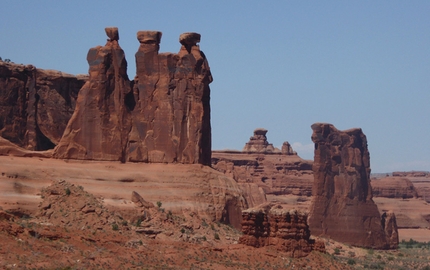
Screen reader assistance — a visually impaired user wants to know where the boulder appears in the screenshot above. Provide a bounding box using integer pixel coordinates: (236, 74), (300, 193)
(308, 123), (398, 249)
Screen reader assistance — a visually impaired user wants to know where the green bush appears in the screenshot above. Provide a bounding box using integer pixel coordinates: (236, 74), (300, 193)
(156, 201), (162, 208)
(112, 223), (119, 231)
(347, 259), (356, 265)
(214, 233), (220, 240)
(65, 188), (71, 196)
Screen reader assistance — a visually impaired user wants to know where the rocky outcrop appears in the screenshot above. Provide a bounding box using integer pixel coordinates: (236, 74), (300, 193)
(393, 171), (430, 177)
(243, 128), (297, 155)
(212, 129), (313, 207)
(371, 177), (418, 199)
(128, 31), (212, 165)
(54, 29), (212, 165)
(382, 211), (399, 249)
(308, 123), (398, 249)
(239, 203), (325, 258)
(0, 61), (86, 151)
(54, 27), (132, 161)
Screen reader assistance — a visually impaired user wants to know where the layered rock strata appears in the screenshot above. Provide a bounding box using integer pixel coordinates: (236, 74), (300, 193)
(54, 29), (212, 164)
(239, 203), (325, 258)
(371, 177), (418, 199)
(212, 129), (312, 207)
(0, 61), (86, 151)
(308, 123), (398, 249)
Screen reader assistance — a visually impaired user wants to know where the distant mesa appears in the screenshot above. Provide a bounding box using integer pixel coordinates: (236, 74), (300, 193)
(308, 123), (399, 249)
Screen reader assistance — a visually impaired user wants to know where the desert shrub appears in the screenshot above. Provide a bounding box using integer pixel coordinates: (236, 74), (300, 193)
(156, 201), (162, 208)
(333, 248), (340, 255)
(167, 210), (173, 219)
(214, 233), (220, 240)
(180, 228), (185, 234)
(347, 259), (356, 265)
(136, 217), (142, 227)
(112, 223), (119, 231)
(65, 188), (71, 196)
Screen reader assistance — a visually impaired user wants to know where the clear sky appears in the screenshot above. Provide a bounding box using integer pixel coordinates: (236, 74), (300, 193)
(1, 1), (429, 173)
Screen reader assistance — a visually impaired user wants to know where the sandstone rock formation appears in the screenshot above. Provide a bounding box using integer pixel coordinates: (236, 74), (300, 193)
(128, 31), (212, 164)
(239, 203), (325, 258)
(371, 177), (418, 199)
(54, 28), (212, 165)
(212, 129), (313, 207)
(54, 27), (132, 161)
(0, 61), (86, 151)
(382, 211), (399, 249)
(308, 123), (398, 249)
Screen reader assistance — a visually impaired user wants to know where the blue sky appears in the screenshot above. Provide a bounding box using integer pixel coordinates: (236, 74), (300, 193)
(1, 1), (429, 173)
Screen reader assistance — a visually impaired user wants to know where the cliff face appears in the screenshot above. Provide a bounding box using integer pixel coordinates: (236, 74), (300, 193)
(54, 27), (132, 161)
(128, 32), (212, 165)
(371, 177), (418, 199)
(0, 61), (86, 151)
(53, 29), (212, 165)
(308, 123), (398, 249)
(239, 203), (325, 258)
(212, 129), (313, 208)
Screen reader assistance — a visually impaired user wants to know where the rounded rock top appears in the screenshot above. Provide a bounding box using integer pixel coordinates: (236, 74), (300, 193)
(179, 32), (201, 45)
(137, 31), (162, 44)
(105, 27), (119, 41)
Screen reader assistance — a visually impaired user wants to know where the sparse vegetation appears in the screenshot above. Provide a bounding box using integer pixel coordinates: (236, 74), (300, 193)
(65, 187), (71, 196)
(156, 201), (162, 208)
(112, 223), (118, 231)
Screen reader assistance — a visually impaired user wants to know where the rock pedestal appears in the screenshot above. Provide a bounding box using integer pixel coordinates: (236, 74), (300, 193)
(54, 27), (132, 161)
(53, 28), (212, 165)
(128, 31), (212, 165)
(308, 123), (398, 249)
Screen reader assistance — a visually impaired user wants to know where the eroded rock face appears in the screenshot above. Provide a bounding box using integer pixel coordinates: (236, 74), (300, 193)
(54, 27), (132, 161)
(0, 61), (86, 151)
(128, 31), (212, 165)
(308, 123), (398, 249)
(382, 211), (399, 249)
(53, 29), (212, 165)
(371, 177), (418, 199)
(239, 203), (325, 258)
(212, 129), (312, 208)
